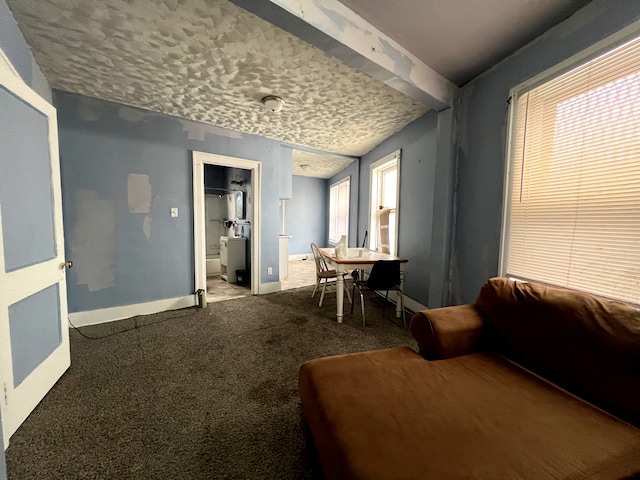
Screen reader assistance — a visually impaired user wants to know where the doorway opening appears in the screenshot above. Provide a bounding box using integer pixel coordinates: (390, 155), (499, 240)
(193, 152), (261, 304)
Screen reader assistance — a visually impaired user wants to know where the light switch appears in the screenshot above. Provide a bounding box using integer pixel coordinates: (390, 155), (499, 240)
(170, 207), (178, 217)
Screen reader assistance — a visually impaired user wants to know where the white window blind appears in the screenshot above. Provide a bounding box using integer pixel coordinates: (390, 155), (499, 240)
(329, 178), (349, 244)
(504, 34), (640, 305)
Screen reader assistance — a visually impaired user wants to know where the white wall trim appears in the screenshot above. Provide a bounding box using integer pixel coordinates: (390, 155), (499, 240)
(67, 289), (422, 328)
(259, 281), (281, 294)
(402, 295), (428, 315)
(254, 0), (456, 108)
(193, 151), (262, 300)
(68, 295), (197, 327)
(379, 290), (427, 315)
(289, 253), (310, 261)
(367, 149), (401, 253)
(0, 47), (21, 82)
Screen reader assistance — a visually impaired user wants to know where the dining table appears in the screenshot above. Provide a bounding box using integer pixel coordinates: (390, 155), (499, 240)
(318, 247), (408, 323)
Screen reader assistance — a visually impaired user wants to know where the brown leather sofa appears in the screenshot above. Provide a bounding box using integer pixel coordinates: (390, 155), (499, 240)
(298, 277), (640, 479)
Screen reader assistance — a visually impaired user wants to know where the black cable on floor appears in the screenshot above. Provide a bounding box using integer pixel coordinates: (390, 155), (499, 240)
(68, 308), (199, 340)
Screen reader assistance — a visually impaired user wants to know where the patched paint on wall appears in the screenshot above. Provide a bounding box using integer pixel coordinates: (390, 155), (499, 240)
(142, 215), (152, 242)
(56, 90), (287, 313)
(71, 190), (116, 292)
(118, 106), (150, 124)
(179, 119), (244, 141)
(262, 0), (455, 108)
(127, 174), (152, 214)
(378, 38), (414, 80)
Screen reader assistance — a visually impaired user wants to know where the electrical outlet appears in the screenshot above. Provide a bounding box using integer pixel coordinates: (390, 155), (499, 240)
(170, 207), (178, 218)
(268, 267), (273, 275)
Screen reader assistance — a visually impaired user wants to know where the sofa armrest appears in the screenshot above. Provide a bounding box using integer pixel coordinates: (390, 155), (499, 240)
(410, 305), (486, 360)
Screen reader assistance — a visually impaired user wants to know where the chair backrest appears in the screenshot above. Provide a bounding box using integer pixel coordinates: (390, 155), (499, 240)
(310, 243), (329, 274)
(365, 260), (401, 290)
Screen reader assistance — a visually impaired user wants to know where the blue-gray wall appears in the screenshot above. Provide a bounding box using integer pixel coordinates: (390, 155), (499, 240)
(334, 110), (456, 309)
(451, 0), (640, 304)
(0, 0), (52, 473)
(0, 0), (50, 103)
(55, 91), (291, 313)
(286, 175), (327, 254)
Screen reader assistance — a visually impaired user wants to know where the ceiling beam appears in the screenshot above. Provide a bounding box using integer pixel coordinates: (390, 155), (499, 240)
(230, 0), (457, 111)
(281, 142), (359, 161)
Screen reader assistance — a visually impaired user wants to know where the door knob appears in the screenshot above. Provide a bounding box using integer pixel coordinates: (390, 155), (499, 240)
(65, 260), (73, 269)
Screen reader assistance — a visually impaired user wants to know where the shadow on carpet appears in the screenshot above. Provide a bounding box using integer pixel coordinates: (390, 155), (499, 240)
(6, 285), (415, 479)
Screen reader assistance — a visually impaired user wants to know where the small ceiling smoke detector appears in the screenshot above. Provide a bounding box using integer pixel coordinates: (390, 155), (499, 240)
(262, 95), (285, 113)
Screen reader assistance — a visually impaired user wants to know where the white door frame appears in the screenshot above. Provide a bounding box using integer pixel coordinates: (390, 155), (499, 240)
(193, 151), (261, 301)
(0, 46), (70, 445)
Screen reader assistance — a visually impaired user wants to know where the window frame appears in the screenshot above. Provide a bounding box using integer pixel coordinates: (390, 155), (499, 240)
(328, 176), (350, 246)
(368, 150), (401, 255)
(499, 21), (640, 305)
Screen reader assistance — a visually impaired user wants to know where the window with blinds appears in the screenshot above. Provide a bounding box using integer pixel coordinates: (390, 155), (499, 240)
(502, 33), (640, 305)
(329, 177), (349, 245)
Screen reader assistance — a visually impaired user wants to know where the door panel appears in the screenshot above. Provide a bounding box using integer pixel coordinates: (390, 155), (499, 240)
(0, 86), (56, 271)
(0, 48), (70, 447)
(9, 285), (61, 387)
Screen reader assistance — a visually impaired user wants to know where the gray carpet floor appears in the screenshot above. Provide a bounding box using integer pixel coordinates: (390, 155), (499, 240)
(6, 285), (416, 479)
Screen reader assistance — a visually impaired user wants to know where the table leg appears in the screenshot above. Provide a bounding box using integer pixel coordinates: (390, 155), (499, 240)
(397, 270), (405, 318)
(336, 273), (344, 323)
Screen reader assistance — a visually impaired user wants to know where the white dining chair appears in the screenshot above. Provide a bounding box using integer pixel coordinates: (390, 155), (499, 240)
(310, 243), (352, 307)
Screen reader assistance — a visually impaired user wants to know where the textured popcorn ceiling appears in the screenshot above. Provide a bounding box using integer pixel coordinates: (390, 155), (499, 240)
(8, 0), (429, 168)
(292, 150), (355, 179)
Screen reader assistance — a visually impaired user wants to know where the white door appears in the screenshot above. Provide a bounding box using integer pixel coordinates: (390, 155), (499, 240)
(0, 48), (70, 446)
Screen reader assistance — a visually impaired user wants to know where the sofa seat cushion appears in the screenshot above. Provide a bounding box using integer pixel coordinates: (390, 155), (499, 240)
(299, 347), (640, 480)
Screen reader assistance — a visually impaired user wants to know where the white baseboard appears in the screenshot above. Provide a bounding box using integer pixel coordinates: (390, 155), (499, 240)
(66, 288), (424, 329)
(289, 253), (310, 261)
(403, 295), (428, 314)
(68, 295), (198, 327)
(259, 281), (282, 294)
(380, 290), (427, 315)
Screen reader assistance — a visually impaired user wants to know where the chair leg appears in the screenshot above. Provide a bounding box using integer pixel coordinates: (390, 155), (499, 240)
(319, 279), (327, 307)
(311, 277), (320, 298)
(383, 290), (389, 313)
(397, 287), (406, 328)
(360, 290), (365, 328)
(351, 283), (357, 314)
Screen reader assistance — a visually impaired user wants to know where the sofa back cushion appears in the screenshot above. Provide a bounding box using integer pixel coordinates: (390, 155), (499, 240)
(475, 277), (640, 427)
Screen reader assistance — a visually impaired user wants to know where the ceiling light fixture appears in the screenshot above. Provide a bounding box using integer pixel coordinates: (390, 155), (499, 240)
(262, 95), (285, 113)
